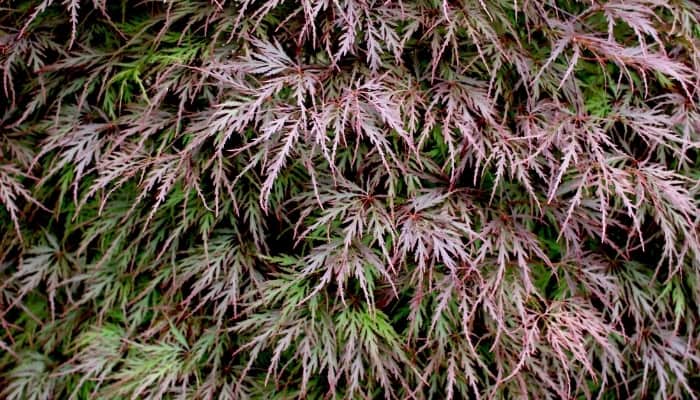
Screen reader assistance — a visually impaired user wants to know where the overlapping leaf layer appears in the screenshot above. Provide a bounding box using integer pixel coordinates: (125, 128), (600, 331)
(1, 0), (700, 398)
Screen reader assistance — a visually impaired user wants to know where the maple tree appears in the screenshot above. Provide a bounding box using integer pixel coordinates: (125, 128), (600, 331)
(1, 0), (699, 398)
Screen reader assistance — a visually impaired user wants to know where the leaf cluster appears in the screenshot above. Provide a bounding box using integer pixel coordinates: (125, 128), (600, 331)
(1, 0), (700, 398)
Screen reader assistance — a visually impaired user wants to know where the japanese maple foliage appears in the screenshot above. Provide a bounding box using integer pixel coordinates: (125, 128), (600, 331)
(1, 0), (699, 398)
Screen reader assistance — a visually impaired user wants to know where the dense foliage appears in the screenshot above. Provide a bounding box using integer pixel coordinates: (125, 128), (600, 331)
(1, 0), (700, 398)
